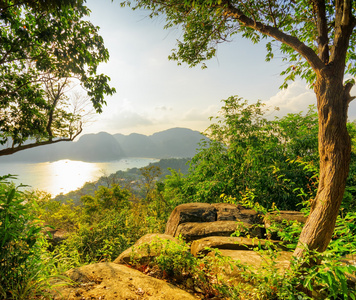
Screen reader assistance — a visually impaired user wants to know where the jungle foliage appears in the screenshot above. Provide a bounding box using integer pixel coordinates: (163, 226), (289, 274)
(122, 0), (356, 259)
(0, 0), (115, 156)
(2, 96), (356, 298)
(164, 96), (322, 210)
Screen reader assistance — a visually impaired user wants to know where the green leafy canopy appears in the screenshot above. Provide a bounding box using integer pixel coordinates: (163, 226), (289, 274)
(0, 1), (116, 155)
(121, 0), (356, 87)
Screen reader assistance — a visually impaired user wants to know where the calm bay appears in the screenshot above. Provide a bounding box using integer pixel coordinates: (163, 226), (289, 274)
(0, 158), (158, 196)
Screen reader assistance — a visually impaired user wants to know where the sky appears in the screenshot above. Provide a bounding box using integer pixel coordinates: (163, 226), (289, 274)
(81, 0), (356, 136)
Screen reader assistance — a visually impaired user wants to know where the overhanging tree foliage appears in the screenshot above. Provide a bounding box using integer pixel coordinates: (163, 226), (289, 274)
(0, 0), (115, 156)
(123, 0), (356, 258)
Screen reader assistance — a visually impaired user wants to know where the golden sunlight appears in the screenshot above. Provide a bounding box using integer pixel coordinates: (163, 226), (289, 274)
(47, 159), (99, 196)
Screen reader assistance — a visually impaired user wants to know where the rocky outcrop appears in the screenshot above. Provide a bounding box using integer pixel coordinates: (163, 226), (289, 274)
(190, 236), (285, 257)
(51, 203), (308, 299)
(210, 249), (293, 272)
(165, 203), (265, 241)
(264, 211), (307, 239)
(114, 233), (180, 265)
(176, 220), (246, 242)
(50, 262), (198, 300)
(165, 203), (217, 236)
(115, 203), (303, 268)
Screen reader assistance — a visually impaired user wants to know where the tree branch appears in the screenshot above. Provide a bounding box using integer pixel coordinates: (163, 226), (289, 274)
(313, 0), (329, 64)
(223, 0), (325, 73)
(0, 138), (73, 156)
(330, 0), (356, 69)
(267, 0), (277, 27)
(344, 81), (356, 104)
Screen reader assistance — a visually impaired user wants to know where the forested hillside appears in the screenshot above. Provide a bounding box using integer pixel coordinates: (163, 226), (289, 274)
(0, 128), (206, 162)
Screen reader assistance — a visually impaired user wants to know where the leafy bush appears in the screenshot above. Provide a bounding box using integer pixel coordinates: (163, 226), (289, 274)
(48, 183), (168, 265)
(0, 176), (52, 299)
(165, 97), (320, 210)
(34, 192), (82, 232)
(129, 238), (237, 299)
(56, 210), (131, 264)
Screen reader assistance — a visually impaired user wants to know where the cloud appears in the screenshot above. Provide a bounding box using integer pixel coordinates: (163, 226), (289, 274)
(155, 105), (173, 112)
(111, 111), (153, 128)
(265, 80), (316, 117)
(261, 80), (356, 121)
(182, 105), (220, 122)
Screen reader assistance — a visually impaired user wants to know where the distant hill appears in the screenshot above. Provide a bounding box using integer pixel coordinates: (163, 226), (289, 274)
(114, 133), (158, 157)
(0, 128), (207, 162)
(71, 132), (125, 162)
(0, 132), (125, 162)
(114, 128), (207, 159)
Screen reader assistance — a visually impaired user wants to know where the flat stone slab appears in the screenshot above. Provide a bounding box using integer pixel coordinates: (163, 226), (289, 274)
(190, 236), (285, 257)
(113, 233), (179, 265)
(165, 203), (217, 236)
(175, 221), (239, 242)
(212, 249), (293, 272)
(211, 203), (243, 221)
(50, 262), (198, 300)
(264, 211), (307, 239)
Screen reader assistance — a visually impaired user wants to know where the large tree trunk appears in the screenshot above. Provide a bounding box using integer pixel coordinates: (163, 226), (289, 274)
(293, 71), (351, 258)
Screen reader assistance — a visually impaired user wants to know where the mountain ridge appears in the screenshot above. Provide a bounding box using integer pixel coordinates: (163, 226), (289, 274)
(0, 127), (207, 162)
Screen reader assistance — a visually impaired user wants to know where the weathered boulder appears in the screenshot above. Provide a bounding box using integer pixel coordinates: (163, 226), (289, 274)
(165, 203), (217, 236)
(175, 221), (240, 242)
(190, 236), (285, 257)
(265, 211), (307, 224)
(113, 233), (179, 265)
(211, 249), (293, 272)
(211, 203), (243, 221)
(45, 228), (69, 247)
(165, 203), (265, 240)
(50, 262), (198, 300)
(264, 211), (307, 240)
(237, 208), (264, 225)
(339, 254), (356, 288)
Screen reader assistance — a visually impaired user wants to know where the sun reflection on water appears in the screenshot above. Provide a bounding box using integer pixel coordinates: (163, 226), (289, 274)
(48, 160), (100, 196)
(1, 158), (158, 196)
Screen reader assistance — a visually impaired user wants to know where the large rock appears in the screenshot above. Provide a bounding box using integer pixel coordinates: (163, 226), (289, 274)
(114, 233), (179, 265)
(165, 203), (265, 239)
(265, 211), (307, 224)
(165, 203), (217, 236)
(190, 236), (285, 257)
(50, 262), (198, 300)
(264, 211), (307, 240)
(237, 208), (264, 225)
(175, 221), (240, 242)
(211, 249), (293, 273)
(211, 203), (243, 221)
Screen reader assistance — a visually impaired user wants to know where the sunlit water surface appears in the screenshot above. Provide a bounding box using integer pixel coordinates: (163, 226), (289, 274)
(0, 158), (158, 196)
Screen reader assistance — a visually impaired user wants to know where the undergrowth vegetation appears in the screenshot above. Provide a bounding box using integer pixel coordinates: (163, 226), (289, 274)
(2, 97), (356, 299)
(0, 176), (54, 300)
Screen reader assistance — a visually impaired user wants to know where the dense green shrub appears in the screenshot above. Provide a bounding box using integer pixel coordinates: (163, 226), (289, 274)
(0, 176), (52, 300)
(47, 183), (168, 265)
(164, 97), (319, 210)
(56, 211), (131, 263)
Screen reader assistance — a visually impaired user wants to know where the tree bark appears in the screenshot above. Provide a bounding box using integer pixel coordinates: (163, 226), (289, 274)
(293, 69), (351, 257)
